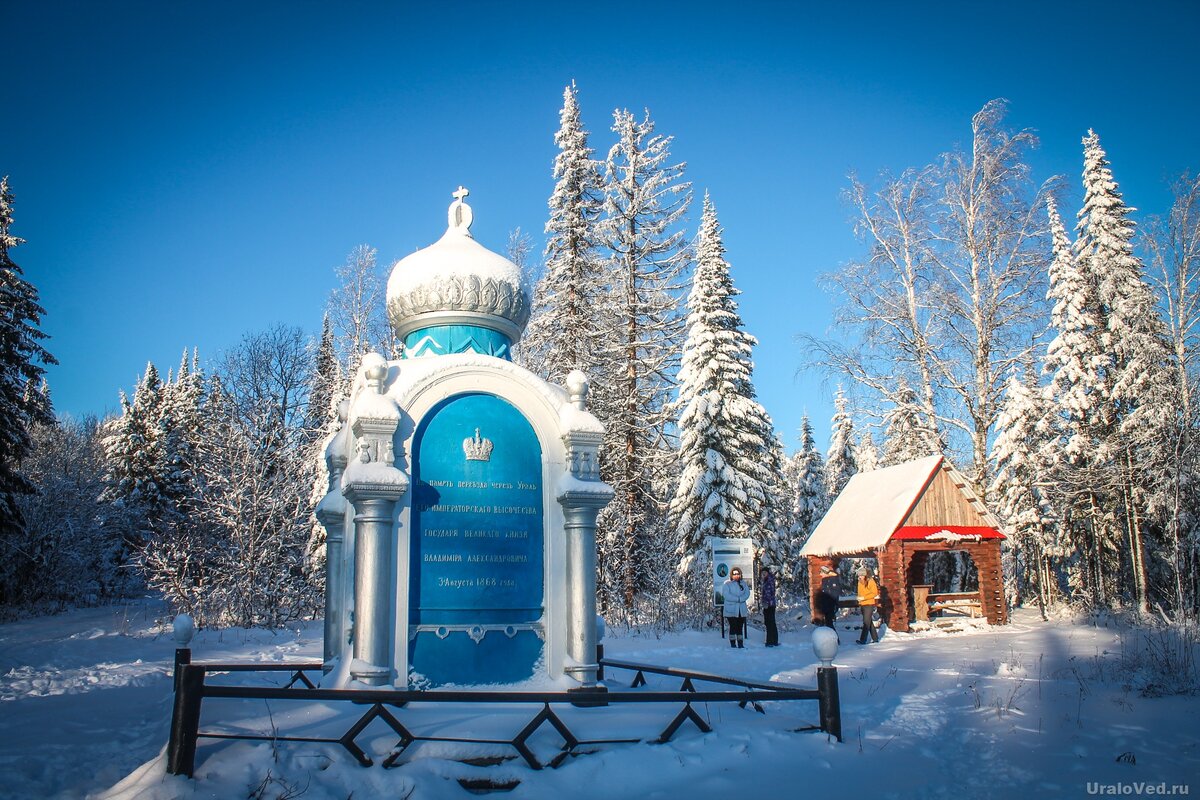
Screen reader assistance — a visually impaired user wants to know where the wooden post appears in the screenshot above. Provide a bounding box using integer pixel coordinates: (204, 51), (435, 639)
(173, 648), (190, 693)
(817, 666), (842, 742)
(911, 585), (932, 622)
(167, 664), (205, 777)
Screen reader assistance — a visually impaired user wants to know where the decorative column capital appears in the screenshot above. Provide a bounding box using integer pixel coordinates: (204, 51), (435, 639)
(558, 430), (611, 508)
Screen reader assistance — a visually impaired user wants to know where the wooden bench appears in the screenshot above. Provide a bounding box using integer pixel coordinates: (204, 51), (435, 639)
(927, 592), (982, 618)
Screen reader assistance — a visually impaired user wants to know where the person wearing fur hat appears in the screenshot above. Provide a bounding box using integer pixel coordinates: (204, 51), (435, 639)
(856, 566), (880, 644)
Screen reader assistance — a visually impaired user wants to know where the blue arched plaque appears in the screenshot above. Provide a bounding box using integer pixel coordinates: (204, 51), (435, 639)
(409, 393), (544, 685)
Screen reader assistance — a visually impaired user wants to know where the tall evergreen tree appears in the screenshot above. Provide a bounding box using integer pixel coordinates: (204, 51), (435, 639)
(825, 387), (858, 497)
(669, 196), (781, 593)
(882, 381), (940, 466)
(597, 107), (691, 612)
(307, 313), (342, 569)
(1042, 194), (1112, 603)
(1076, 131), (1174, 612)
(791, 414), (829, 544)
(102, 363), (170, 536)
(856, 431), (881, 472)
(0, 177), (55, 553)
(991, 364), (1059, 611)
(522, 83), (608, 384)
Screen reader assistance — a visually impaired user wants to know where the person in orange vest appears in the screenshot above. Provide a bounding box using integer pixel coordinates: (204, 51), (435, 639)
(856, 566), (880, 645)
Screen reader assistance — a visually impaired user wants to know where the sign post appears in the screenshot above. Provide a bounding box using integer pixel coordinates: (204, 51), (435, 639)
(708, 537), (755, 638)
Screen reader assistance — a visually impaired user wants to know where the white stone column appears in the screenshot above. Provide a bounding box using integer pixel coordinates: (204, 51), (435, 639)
(343, 482), (405, 685)
(557, 372), (612, 687)
(341, 353), (406, 686)
(315, 452), (349, 668)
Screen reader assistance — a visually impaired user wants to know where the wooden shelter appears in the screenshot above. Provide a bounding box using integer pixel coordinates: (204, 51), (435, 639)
(799, 455), (1008, 632)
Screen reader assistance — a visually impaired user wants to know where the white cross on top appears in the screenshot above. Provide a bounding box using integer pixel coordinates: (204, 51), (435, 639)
(452, 186), (469, 202)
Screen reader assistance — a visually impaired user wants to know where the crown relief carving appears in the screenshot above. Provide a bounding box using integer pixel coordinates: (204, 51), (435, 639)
(463, 428), (494, 462)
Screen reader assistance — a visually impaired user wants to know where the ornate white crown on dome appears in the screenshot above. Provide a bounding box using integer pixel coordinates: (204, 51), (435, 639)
(386, 187), (531, 346)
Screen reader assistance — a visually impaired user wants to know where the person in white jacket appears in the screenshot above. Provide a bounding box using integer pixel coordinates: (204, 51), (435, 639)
(721, 568), (753, 648)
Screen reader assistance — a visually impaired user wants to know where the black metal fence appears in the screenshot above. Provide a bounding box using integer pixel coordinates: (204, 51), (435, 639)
(166, 648), (841, 778)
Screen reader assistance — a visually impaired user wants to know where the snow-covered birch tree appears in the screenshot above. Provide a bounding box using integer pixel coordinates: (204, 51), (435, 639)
(1144, 172), (1200, 615)
(807, 101), (1049, 490)
(328, 244), (391, 369)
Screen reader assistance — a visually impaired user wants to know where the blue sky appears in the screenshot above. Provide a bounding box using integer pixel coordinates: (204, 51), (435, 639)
(5, 0), (1198, 452)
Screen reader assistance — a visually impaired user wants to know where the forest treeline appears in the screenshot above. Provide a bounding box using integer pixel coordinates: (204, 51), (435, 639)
(0, 93), (1196, 626)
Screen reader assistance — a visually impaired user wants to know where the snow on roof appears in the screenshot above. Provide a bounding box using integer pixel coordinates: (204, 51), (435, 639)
(799, 455), (943, 557)
(386, 191), (523, 300)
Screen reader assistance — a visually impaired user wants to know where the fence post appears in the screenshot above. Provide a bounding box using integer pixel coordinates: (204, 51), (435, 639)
(173, 648), (191, 693)
(167, 664), (206, 777)
(817, 666), (842, 742)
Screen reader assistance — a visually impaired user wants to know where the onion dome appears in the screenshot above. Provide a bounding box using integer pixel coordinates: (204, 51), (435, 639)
(386, 187), (530, 360)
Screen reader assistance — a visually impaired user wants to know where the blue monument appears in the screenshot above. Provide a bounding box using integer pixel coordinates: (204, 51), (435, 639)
(315, 188), (612, 689)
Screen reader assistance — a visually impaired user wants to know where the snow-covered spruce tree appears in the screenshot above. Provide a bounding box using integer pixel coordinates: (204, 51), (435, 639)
(306, 313), (343, 571)
(598, 107), (691, 615)
(159, 351), (203, 519)
(791, 413), (829, 549)
(1076, 130), (1175, 613)
(856, 431), (880, 472)
(1042, 195), (1114, 604)
(825, 387), (858, 498)
(991, 364), (1060, 612)
(101, 363), (172, 541)
(0, 177), (56, 594)
(126, 356), (214, 618)
(521, 83), (609, 385)
(669, 196), (784, 603)
(882, 380), (941, 467)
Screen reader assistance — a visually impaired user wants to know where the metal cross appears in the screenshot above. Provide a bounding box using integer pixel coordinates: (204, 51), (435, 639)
(453, 186), (469, 202)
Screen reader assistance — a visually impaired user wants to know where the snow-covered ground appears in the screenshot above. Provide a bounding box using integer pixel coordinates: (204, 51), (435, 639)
(2, 601), (1197, 800)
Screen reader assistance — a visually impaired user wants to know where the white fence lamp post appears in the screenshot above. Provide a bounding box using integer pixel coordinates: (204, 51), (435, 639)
(811, 626), (842, 741)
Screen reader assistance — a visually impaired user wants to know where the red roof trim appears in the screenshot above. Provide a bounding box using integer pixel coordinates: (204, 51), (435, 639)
(891, 525), (1005, 541)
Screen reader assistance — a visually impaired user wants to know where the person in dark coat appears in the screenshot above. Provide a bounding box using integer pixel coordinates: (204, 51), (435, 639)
(760, 567), (779, 647)
(816, 564), (842, 629)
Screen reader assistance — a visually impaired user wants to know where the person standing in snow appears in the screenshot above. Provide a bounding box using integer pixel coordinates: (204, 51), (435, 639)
(856, 566), (880, 644)
(816, 564), (841, 629)
(760, 567), (779, 647)
(721, 568), (752, 648)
